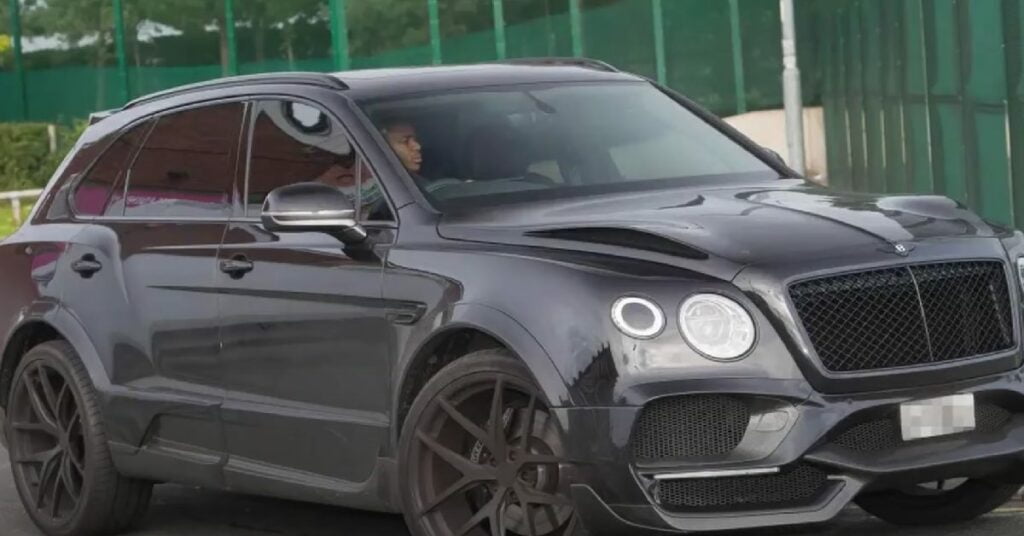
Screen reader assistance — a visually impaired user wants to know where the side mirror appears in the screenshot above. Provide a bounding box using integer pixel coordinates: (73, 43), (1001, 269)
(261, 182), (367, 245)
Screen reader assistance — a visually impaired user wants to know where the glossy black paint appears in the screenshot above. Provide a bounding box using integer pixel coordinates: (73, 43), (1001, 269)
(2, 65), (1024, 533)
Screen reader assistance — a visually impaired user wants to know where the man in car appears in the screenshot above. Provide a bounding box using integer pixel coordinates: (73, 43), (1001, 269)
(382, 120), (424, 177)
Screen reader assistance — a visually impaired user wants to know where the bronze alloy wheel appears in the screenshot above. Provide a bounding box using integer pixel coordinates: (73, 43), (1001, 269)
(6, 341), (152, 536)
(9, 360), (87, 522)
(402, 352), (580, 536)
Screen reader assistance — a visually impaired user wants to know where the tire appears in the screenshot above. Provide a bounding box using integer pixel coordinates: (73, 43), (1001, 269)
(5, 340), (153, 536)
(398, 349), (586, 536)
(856, 478), (1020, 526)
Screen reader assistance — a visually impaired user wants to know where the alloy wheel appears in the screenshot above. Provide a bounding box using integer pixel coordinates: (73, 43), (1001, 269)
(8, 361), (87, 522)
(410, 376), (578, 536)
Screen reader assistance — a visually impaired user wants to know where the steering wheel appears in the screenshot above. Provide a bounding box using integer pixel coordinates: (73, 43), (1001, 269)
(424, 178), (467, 194)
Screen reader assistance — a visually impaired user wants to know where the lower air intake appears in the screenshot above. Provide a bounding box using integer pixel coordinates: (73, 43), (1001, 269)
(632, 395), (751, 462)
(657, 464), (829, 513)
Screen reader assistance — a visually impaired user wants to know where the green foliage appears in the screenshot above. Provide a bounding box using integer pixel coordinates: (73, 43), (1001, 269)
(0, 122), (85, 192)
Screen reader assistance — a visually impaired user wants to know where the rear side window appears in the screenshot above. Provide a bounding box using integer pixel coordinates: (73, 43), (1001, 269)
(119, 103), (244, 218)
(246, 100), (393, 222)
(73, 121), (151, 217)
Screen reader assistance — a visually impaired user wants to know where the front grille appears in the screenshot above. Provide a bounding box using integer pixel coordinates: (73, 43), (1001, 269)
(657, 464), (829, 513)
(832, 403), (1013, 453)
(632, 395), (750, 462)
(790, 261), (1014, 373)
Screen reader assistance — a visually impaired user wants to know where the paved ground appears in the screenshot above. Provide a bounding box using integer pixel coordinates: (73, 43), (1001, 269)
(1, 445), (1021, 535)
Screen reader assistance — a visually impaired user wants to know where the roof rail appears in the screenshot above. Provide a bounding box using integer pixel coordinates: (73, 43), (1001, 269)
(499, 57), (620, 73)
(122, 72), (348, 110)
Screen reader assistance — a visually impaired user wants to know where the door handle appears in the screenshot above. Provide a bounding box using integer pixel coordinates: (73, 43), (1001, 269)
(71, 255), (102, 278)
(219, 255), (254, 279)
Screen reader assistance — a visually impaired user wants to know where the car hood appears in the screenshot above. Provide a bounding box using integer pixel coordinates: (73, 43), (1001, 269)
(437, 180), (1005, 277)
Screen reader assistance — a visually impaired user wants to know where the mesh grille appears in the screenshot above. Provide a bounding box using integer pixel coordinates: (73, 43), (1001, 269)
(657, 465), (829, 512)
(832, 403), (1013, 453)
(790, 261), (1014, 373)
(632, 396), (750, 462)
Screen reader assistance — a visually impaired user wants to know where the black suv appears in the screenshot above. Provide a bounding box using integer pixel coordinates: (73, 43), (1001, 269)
(2, 60), (1024, 536)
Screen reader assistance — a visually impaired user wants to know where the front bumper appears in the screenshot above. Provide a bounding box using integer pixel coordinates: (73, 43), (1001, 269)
(555, 370), (1024, 534)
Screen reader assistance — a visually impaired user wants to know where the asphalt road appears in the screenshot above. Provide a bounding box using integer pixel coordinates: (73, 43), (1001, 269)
(1, 445), (1021, 536)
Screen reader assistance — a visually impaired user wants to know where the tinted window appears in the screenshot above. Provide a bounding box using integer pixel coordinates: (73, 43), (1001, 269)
(119, 103), (244, 218)
(246, 100), (392, 221)
(363, 82), (775, 212)
(73, 121), (151, 217)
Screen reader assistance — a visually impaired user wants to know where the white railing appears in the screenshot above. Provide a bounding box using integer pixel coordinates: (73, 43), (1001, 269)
(0, 189), (43, 226)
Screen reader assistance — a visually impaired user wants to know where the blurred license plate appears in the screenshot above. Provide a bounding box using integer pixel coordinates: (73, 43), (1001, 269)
(900, 394), (976, 441)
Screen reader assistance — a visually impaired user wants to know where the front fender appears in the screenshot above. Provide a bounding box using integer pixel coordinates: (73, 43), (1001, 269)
(446, 302), (574, 408)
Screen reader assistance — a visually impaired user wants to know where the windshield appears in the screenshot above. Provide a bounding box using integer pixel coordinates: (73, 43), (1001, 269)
(362, 81), (777, 212)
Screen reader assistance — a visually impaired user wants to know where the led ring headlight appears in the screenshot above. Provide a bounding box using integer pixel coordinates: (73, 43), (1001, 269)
(679, 293), (756, 360)
(611, 297), (665, 339)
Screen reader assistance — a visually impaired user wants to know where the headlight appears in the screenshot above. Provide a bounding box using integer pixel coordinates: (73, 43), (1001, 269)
(611, 297), (665, 339)
(678, 294), (756, 360)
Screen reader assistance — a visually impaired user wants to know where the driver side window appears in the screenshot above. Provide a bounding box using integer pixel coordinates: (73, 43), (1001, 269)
(245, 99), (393, 222)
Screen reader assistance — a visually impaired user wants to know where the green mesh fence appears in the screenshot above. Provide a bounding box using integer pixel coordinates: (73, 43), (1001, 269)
(818, 0), (1022, 228)
(1, 0), (823, 124)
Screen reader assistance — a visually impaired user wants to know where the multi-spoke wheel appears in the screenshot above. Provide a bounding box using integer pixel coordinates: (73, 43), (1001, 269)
(9, 359), (87, 521)
(5, 341), (152, 536)
(856, 477), (1020, 526)
(400, 350), (583, 536)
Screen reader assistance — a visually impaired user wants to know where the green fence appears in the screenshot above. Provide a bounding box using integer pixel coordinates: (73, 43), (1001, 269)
(818, 0), (1024, 228)
(0, 0), (821, 124)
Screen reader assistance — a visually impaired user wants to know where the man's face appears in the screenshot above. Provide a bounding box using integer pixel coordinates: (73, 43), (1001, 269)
(384, 123), (423, 174)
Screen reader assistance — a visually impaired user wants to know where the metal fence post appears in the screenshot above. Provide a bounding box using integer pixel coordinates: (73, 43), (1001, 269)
(570, 0), (583, 57)
(729, 0), (748, 114)
(329, 0), (351, 71)
(11, 197), (20, 225)
(427, 0), (442, 65)
(8, 0), (27, 120)
(224, 0), (238, 75)
(651, 0), (666, 85)
(112, 0), (130, 103)
(781, 0), (806, 176)
(492, 0), (506, 60)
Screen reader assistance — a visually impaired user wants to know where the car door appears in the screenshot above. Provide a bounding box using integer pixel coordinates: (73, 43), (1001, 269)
(216, 98), (397, 490)
(61, 101), (246, 486)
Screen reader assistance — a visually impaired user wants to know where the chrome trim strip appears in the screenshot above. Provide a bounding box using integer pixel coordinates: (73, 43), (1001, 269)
(652, 467), (781, 481)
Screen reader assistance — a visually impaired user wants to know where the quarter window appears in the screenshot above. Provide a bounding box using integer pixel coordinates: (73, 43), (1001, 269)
(72, 121), (151, 217)
(246, 100), (393, 222)
(120, 103), (244, 218)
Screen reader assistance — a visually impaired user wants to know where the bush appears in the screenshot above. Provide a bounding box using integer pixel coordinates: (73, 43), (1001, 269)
(0, 122), (86, 192)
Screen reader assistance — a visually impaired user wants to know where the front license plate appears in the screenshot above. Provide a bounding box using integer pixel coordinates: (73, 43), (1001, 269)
(900, 394), (976, 441)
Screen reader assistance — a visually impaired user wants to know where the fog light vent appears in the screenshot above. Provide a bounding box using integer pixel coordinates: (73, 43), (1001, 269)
(632, 395), (750, 462)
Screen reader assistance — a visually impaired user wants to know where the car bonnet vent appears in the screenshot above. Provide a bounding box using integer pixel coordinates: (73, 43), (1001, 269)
(525, 227), (708, 259)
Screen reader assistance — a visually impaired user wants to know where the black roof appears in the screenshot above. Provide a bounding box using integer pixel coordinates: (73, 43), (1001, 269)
(119, 59), (644, 110)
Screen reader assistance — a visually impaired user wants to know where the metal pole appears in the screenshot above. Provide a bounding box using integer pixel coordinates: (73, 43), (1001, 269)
(780, 0), (806, 175)
(569, 0), (583, 57)
(112, 0), (130, 102)
(729, 0), (747, 114)
(329, 0), (351, 70)
(427, 0), (441, 65)
(224, 0), (238, 75)
(8, 0), (27, 120)
(492, 0), (506, 60)
(651, 0), (666, 85)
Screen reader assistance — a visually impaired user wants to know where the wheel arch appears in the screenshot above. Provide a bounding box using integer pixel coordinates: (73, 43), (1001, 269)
(393, 303), (573, 439)
(1, 304), (111, 412)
